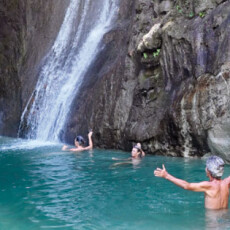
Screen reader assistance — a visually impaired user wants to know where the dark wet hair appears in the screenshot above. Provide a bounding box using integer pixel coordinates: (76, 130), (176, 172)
(75, 136), (85, 145)
(133, 145), (142, 158)
(133, 145), (141, 152)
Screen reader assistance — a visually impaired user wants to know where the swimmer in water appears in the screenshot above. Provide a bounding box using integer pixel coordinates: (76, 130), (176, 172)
(112, 143), (145, 166)
(131, 144), (144, 159)
(62, 130), (93, 152)
(136, 143), (145, 157)
(154, 155), (230, 210)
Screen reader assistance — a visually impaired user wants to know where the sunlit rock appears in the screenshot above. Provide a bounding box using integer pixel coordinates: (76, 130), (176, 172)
(208, 122), (230, 163)
(159, 0), (173, 15)
(137, 23), (162, 52)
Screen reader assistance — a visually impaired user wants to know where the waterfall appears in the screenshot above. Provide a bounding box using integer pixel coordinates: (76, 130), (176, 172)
(18, 0), (119, 142)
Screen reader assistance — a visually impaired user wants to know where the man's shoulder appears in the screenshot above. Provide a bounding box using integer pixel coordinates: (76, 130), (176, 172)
(196, 181), (213, 189)
(222, 176), (230, 184)
(200, 181), (212, 186)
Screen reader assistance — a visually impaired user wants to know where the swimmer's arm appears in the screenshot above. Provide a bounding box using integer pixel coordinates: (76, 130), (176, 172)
(112, 157), (120, 161)
(62, 145), (87, 152)
(82, 131), (93, 150)
(112, 157), (132, 161)
(74, 139), (78, 147)
(113, 161), (133, 166)
(62, 145), (82, 152)
(141, 150), (145, 157)
(62, 145), (69, 151)
(154, 165), (210, 192)
(137, 143), (145, 157)
(69, 148), (84, 152)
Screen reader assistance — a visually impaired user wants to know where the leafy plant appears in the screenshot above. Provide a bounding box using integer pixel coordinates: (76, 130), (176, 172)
(176, 5), (183, 13)
(143, 53), (148, 59)
(189, 12), (194, 18)
(153, 49), (161, 57)
(199, 11), (206, 18)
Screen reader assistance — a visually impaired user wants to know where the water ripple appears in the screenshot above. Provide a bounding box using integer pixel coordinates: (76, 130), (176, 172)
(0, 140), (230, 229)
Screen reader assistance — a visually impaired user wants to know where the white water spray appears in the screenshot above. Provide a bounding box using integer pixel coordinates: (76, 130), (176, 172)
(19, 0), (119, 142)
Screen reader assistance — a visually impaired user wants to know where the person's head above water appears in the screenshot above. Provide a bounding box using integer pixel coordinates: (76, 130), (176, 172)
(206, 155), (225, 179)
(131, 145), (142, 158)
(75, 135), (85, 147)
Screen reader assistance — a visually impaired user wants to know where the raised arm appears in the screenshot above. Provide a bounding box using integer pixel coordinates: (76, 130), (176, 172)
(141, 149), (145, 157)
(62, 131), (93, 152)
(137, 143), (145, 157)
(82, 131), (93, 150)
(154, 164), (210, 192)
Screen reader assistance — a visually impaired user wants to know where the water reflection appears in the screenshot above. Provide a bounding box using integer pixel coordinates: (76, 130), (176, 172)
(88, 149), (94, 158)
(205, 209), (230, 230)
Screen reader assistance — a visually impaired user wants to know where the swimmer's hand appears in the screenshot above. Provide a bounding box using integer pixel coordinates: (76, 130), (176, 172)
(154, 164), (168, 178)
(74, 138), (78, 147)
(88, 130), (93, 138)
(112, 157), (120, 161)
(62, 145), (69, 151)
(136, 142), (145, 156)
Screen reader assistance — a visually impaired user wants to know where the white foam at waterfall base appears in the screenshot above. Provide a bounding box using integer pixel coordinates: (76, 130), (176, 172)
(0, 136), (57, 151)
(19, 0), (119, 142)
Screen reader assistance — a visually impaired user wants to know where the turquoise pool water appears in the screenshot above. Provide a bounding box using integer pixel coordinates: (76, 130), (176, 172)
(0, 136), (230, 230)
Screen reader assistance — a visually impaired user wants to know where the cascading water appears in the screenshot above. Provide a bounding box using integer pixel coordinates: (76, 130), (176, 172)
(18, 0), (119, 142)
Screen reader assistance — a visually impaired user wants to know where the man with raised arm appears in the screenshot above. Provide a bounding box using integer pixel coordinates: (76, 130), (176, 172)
(62, 130), (93, 152)
(154, 156), (230, 210)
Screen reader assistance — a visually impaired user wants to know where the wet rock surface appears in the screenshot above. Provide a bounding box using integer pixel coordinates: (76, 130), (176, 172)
(68, 0), (230, 161)
(0, 0), (69, 136)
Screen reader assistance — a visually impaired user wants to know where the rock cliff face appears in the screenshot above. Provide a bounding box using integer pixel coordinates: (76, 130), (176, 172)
(65, 0), (230, 161)
(133, 0), (230, 160)
(1, 0), (230, 161)
(0, 0), (69, 135)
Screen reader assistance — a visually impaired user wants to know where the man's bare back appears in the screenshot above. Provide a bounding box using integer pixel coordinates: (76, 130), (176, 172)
(154, 156), (230, 210)
(204, 178), (230, 209)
